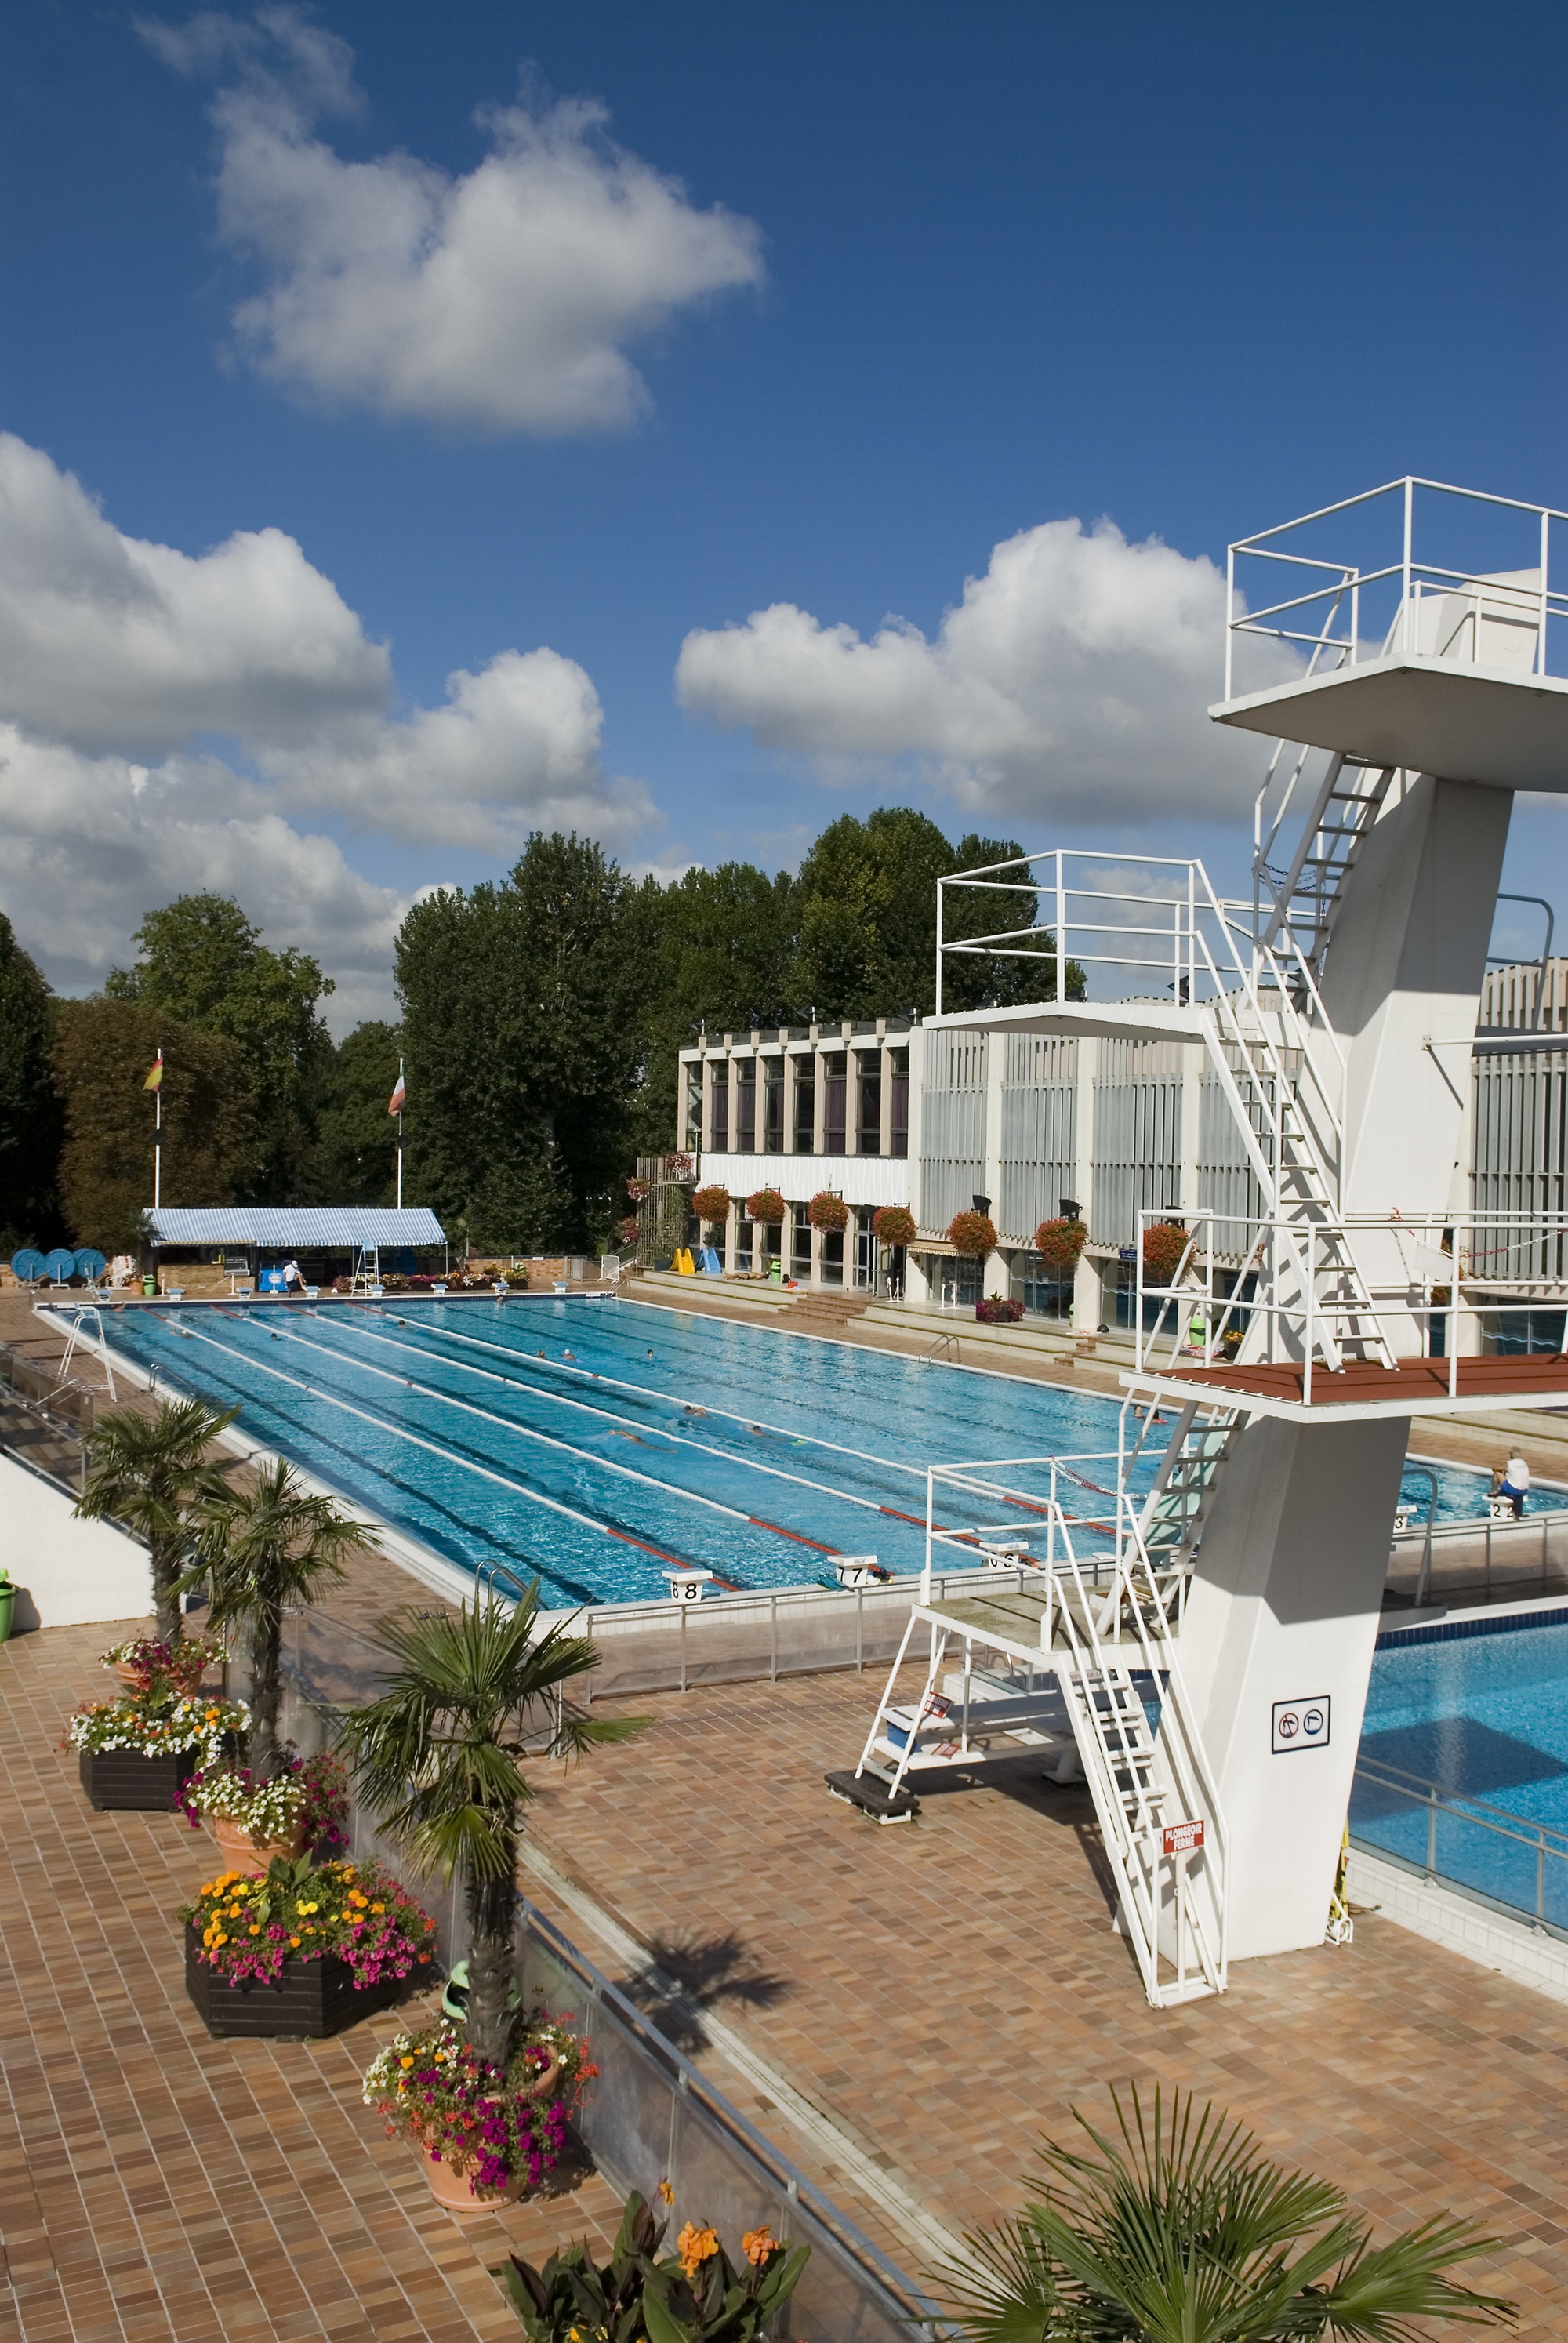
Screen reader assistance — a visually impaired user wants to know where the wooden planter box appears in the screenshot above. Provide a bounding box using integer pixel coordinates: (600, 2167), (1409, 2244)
(184, 1925), (408, 2040)
(80, 1746), (196, 1811)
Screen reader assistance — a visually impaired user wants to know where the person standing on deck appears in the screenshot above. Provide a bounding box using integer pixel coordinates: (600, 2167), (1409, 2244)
(1500, 1453), (1530, 1518)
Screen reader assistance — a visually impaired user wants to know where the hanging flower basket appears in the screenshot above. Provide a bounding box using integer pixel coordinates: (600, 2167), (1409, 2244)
(616, 1216), (641, 1248)
(691, 1185), (731, 1226)
(1033, 1216), (1087, 1278)
(665, 1152), (694, 1179)
(1142, 1220), (1189, 1286)
(626, 1178), (652, 1205)
(947, 1210), (997, 1259)
(872, 1205), (916, 1247)
(746, 1188), (786, 1225)
(807, 1190), (849, 1233)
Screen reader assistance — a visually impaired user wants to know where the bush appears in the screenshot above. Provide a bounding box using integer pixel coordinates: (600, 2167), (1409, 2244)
(1142, 1221), (1189, 1285)
(948, 1210), (997, 1258)
(975, 1296), (1025, 1324)
(746, 1187), (786, 1225)
(1033, 1216), (1087, 1277)
(179, 1748), (350, 1848)
(183, 1853), (436, 1990)
(691, 1184), (731, 1226)
(873, 1204), (916, 1246)
(364, 2011), (590, 2197)
(68, 1687), (248, 1764)
(807, 1189), (849, 1232)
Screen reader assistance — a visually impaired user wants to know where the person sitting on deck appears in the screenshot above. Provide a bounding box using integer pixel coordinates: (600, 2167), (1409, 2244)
(1497, 1453), (1531, 1518)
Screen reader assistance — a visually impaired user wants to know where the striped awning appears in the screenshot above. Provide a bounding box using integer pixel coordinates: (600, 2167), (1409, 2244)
(147, 1207), (445, 1249)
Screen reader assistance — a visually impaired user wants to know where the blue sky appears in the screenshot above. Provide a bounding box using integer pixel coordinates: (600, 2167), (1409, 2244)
(2, 0), (1564, 1023)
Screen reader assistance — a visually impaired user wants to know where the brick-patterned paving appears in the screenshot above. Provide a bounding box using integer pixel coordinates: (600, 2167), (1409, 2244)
(0, 1621), (624, 2343)
(524, 1665), (1568, 2340)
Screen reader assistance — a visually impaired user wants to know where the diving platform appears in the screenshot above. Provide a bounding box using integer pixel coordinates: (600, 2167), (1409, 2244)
(1211, 656), (1568, 792)
(1123, 1350), (1568, 1425)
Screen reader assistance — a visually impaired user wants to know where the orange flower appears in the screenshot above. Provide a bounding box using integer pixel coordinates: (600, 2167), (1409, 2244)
(656, 2178), (674, 2207)
(742, 2229), (777, 2269)
(676, 2224), (718, 2279)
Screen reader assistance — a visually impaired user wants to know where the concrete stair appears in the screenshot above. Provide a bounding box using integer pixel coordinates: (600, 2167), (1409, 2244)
(780, 1290), (875, 1328)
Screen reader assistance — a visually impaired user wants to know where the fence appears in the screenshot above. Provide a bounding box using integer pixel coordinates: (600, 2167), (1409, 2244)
(264, 1636), (939, 2343)
(1350, 1753), (1568, 1937)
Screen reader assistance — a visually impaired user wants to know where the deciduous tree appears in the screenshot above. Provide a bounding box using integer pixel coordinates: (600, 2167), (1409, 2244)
(53, 999), (254, 1250)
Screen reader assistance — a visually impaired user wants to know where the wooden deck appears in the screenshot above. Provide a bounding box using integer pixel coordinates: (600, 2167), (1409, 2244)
(1131, 1350), (1568, 1420)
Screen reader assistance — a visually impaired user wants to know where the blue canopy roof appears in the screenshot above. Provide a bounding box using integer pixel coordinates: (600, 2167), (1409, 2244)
(147, 1207), (445, 1250)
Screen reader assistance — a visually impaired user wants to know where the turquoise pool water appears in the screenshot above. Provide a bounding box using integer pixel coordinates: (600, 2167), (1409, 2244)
(91, 1294), (1534, 1608)
(1352, 1614), (1568, 1927)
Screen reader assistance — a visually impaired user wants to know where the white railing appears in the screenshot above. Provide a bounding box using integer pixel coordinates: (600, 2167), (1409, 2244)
(1134, 1205), (1568, 1394)
(1225, 476), (1568, 700)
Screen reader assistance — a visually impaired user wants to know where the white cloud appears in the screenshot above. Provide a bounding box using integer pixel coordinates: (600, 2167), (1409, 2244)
(145, 9), (764, 434)
(676, 517), (1294, 826)
(0, 429), (387, 757)
(0, 431), (659, 1018)
(0, 726), (408, 1026)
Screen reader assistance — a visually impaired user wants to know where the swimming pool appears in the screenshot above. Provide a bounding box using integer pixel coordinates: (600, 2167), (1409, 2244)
(86, 1295), (1529, 1608)
(1352, 1611), (1568, 1928)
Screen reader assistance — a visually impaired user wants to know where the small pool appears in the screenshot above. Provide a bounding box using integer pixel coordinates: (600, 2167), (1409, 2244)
(87, 1295), (1542, 1608)
(1352, 1611), (1568, 1928)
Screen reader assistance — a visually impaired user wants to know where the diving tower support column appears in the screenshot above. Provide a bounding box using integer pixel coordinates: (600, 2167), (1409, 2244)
(1175, 768), (1515, 1961)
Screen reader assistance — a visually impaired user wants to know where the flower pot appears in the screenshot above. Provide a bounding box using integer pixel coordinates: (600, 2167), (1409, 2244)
(113, 1662), (143, 1688)
(80, 1745), (196, 1811)
(211, 1814), (305, 1868)
(184, 1924), (408, 2039)
(422, 2148), (524, 2214)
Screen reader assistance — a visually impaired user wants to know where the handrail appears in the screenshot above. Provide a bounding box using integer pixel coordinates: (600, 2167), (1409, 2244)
(1352, 1755), (1568, 1934)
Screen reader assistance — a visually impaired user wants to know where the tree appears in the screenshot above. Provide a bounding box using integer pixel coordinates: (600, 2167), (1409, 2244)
(107, 894), (334, 1202)
(630, 860), (797, 1157)
(188, 1458), (363, 1778)
(938, 2086), (1513, 2343)
(53, 1000), (254, 1251)
(396, 834), (648, 1253)
(76, 1397), (238, 1642)
(340, 1591), (642, 2067)
(0, 915), (63, 1250)
(315, 1021), (403, 1203)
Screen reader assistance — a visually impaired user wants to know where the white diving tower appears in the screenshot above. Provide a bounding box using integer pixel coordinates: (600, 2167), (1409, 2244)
(836, 477), (1568, 2001)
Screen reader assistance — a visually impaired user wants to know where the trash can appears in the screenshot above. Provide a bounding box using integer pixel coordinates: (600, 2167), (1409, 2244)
(141, 1275), (157, 1295)
(0, 1575), (14, 1644)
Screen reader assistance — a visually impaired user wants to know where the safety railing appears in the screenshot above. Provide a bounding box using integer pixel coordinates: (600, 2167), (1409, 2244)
(1133, 1205), (1568, 1392)
(1350, 1753), (1568, 1938)
(1225, 477), (1568, 699)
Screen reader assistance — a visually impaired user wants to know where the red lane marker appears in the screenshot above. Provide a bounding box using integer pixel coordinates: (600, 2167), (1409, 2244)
(749, 1515), (840, 1554)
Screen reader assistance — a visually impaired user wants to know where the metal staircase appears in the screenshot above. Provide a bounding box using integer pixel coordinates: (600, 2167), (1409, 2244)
(836, 1493), (1228, 2007)
(1133, 1399), (1238, 1573)
(1254, 748), (1396, 972)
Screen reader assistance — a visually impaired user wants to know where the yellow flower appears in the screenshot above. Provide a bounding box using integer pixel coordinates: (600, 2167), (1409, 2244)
(742, 2228), (777, 2269)
(676, 2225), (718, 2279)
(400, 2054), (415, 2069)
(370, 1902), (385, 1914)
(289, 1935), (301, 1948)
(656, 2179), (674, 2207)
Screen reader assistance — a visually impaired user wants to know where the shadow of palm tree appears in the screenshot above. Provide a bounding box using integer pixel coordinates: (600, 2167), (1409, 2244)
(618, 1931), (790, 2054)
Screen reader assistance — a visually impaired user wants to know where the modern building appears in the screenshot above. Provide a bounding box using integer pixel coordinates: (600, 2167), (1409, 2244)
(674, 957), (1564, 1339)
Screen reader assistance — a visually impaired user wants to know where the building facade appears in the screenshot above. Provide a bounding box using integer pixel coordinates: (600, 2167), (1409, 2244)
(672, 961), (1565, 1336)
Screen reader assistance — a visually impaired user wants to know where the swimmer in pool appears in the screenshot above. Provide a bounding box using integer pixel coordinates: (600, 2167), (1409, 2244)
(563, 1349), (575, 1360)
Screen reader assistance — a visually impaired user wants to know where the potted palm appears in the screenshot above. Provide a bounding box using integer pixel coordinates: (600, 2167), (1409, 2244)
(937, 2086), (1512, 2343)
(75, 1396), (238, 1640)
(180, 1459), (365, 1862)
(340, 1589), (644, 2209)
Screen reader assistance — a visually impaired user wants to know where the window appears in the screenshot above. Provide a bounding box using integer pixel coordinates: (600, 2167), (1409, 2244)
(790, 1211), (811, 1280)
(856, 1054), (881, 1156)
(684, 1064), (703, 1151)
(1015, 1252), (1073, 1320)
(890, 1048), (909, 1157)
(763, 1061), (783, 1153)
(710, 1064), (728, 1152)
(821, 1228), (844, 1286)
(793, 1062), (815, 1153)
(735, 1064), (756, 1152)
(935, 1253), (984, 1306)
(824, 1059), (846, 1152)
(735, 1217), (753, 1273)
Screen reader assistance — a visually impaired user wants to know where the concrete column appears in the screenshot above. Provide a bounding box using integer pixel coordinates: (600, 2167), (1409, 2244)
(809, 1219), (824, 1289)
(782, 1052), (797, 1157)
(1072, 1036), (1101, 1331)
(880, 1041), (895, 1157)
(701, 1055), (714, 1154)
(813, 1039), (828, 1156)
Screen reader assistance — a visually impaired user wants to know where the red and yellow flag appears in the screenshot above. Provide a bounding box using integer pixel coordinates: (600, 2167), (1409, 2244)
(143, 1054), (163, 1091)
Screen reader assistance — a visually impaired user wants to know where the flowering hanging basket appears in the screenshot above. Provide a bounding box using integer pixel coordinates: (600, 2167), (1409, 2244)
(616, 1216), (641, 1248)
(873, 1204), (916, 1247)
(626, 1178), (652, 1204)
(1142, 1220), (1189, 1285)
(691, 1184), (731, 1226)
(1033, 1216), (1087, 1278)
(947, 1210), (998, 1259)
(746, 1188), (786, 1225)
(807, 1190), (849, 1233)
(665, 1152), (694, 1179)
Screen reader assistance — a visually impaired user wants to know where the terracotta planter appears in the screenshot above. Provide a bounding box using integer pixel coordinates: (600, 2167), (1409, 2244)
(419, 2064), (558, 2214)
(113, 1662), (144, 1689)
(210, 1814), (304, 1868)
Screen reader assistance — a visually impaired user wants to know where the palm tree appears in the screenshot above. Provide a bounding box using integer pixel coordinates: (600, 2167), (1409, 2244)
(188, 1457), (364, 1778)
(76, 1397), (238, 1642)
(340, 1589), (643, 2068)
(937, 2086), (1514, 2343)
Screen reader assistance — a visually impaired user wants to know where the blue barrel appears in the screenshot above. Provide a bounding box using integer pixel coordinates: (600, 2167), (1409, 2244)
(74, 1248), (107, 1283)
(42, 1248), (78, 1284)
(9, 1248), (44, 1284)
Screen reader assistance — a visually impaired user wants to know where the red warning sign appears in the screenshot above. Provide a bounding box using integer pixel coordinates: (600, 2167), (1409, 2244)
(1162, 1818), (1205, 1857)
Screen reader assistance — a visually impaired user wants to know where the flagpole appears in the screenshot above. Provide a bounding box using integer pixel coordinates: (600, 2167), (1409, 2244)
(154, 1044), (162, 1209)
(397, 1055), (404, 1211)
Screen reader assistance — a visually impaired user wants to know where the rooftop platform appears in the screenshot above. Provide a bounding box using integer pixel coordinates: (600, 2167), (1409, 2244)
(1124, 1351), (1568, 1423)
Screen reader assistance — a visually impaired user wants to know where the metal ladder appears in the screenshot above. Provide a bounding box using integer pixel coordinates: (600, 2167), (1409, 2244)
(350, 1244), (380, 1295)
(1256, 749), (1396, 972)
(1134, 1399), (1238, 1575)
